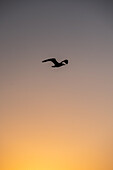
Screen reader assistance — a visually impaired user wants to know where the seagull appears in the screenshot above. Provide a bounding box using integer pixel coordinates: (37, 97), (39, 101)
(42, 58), (68, 67)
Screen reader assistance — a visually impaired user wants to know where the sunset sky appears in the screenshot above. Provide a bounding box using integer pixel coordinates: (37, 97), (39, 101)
(1, 0), (113, 170)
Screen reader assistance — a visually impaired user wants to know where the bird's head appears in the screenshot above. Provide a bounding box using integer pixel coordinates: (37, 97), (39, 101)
(61, 62), (66, 65)
(62, 59), (68, 65)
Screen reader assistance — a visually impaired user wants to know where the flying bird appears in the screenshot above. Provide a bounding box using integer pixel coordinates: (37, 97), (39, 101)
(42, 58), (68, 67)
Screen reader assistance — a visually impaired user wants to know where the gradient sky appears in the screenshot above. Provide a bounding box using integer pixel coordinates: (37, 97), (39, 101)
(1, 0), (113, 170)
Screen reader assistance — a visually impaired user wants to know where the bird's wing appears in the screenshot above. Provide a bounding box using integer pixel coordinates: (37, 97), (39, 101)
(42, 58), (58, 64)
(62, 59), (68, 64)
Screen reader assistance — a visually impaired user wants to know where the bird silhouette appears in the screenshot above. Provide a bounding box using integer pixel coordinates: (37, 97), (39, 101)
(42, 58), (68, 67)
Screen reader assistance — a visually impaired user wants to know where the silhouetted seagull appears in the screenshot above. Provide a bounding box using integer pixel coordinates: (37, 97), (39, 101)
(42, 58), (68, 67)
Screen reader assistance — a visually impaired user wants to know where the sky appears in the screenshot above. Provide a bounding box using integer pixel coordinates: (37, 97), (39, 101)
(1, 0), (113, 170)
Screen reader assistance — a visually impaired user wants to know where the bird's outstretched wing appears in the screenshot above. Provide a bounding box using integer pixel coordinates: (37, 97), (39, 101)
(42, 58), (58, 64)
(62, 59), (68, 64)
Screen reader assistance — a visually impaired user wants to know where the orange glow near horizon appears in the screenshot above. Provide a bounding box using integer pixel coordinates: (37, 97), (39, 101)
(1, 1), (113, 170)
